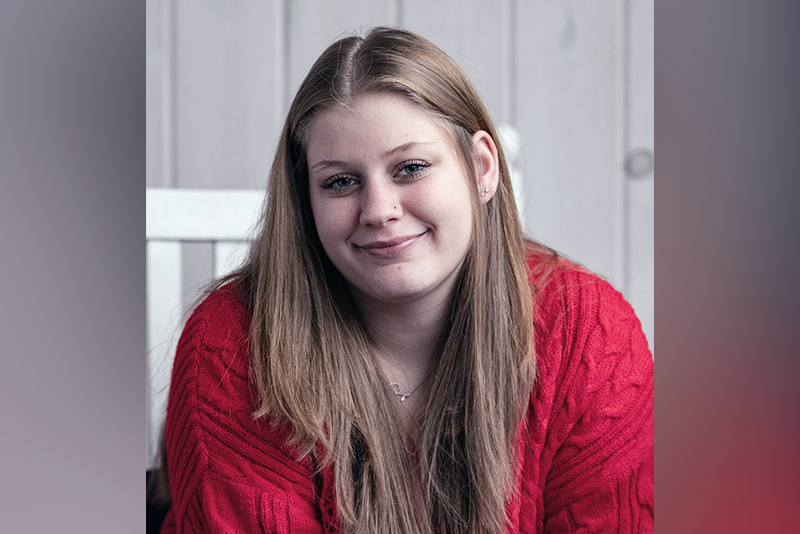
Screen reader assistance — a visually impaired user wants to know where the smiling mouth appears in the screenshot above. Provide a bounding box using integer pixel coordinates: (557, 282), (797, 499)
(356, 232), (426, 258)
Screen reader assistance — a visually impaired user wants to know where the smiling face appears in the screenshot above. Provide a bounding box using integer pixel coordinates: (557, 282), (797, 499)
(306, 93), (476, 310)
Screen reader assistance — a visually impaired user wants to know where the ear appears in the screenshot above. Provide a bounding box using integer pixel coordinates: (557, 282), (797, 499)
(471, 130), (500, 203)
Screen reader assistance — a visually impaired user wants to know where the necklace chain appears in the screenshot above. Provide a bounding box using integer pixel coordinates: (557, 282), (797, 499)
(388, 379), (426, 402)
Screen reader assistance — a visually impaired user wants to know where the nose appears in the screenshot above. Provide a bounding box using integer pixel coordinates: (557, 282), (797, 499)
(358, 178), (401, 227)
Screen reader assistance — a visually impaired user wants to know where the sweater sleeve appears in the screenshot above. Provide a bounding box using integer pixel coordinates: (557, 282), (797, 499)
(161, 289), (324, 534)
(535, 270), (654, 534)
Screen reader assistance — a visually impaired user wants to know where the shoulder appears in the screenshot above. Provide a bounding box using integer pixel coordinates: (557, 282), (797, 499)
(168, 283), (255, 424)
(523, 244), (653, 451)
(177, 283), (250, 357)
(165, 283), (251, 424)
(525, 246), (650, 363)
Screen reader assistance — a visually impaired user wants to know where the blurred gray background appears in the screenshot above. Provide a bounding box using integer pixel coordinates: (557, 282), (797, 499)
(146, 0), (654, 348)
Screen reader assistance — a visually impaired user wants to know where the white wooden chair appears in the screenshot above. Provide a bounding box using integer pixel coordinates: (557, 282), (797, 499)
(146, 188), (264, 469)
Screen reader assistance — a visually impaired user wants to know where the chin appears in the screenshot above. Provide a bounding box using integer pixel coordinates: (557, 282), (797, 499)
(353, 279), (424, 302)
(369, 288), (425, 303)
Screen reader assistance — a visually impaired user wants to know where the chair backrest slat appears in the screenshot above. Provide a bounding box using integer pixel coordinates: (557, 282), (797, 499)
(146, 240), (182, 469)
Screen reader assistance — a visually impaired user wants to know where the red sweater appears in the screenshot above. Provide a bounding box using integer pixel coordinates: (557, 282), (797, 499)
(161, 256), (654, 533)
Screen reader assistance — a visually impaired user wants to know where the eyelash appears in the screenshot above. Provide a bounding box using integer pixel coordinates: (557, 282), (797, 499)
(320, 160), (431, 193)
(320, 175), (358, 192)
(396, 160), (430, 179)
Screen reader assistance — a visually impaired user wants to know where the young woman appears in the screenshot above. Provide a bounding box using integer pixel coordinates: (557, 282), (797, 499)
(157, 27), (654, 534)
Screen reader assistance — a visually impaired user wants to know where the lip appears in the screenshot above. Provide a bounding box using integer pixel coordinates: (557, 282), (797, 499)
(356, 232), (426, 258)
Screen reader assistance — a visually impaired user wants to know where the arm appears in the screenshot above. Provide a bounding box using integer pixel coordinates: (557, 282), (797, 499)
(162, 289), (324, 534)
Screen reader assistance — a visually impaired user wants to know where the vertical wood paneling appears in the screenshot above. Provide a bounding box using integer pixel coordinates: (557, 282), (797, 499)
(388, 0), (401, 27)
(515, 1), (624, 288)
(146, 0), (170, 187)
(146, 0), (161, 187)
(501, 0), (516, 125)
(402, 0), (509, 125)
(626, 0), (654, 350)
(275, 0), (289, 129)
(286, 0), (392, 111)
(175, 0), (279, 190)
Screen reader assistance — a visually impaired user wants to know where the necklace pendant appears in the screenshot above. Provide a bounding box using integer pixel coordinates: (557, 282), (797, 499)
(389, 382), (411, 402)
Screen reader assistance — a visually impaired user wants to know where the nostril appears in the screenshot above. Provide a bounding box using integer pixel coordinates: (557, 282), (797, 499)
(358, 187), (402, 227)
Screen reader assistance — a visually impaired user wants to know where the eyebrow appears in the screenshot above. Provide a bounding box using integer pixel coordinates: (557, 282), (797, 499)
(384, 141), (437, 158)
(309, 141), (437, 173)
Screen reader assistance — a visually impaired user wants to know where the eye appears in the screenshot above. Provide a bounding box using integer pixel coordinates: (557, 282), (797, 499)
(395, 160), (430, 180)
(321, 174), (359, 193)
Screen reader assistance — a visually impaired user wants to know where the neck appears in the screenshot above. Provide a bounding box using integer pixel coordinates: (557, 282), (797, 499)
(350, 288), (452, 398)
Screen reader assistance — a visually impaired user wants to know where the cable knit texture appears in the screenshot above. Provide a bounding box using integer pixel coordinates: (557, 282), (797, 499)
(160, 254), (654, 533)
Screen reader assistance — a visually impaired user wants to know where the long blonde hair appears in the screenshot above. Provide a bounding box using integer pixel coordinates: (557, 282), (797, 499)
(219, 27), (537, 533)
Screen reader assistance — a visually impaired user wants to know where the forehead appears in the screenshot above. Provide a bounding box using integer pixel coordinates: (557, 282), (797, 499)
(305, 93), (456, 162)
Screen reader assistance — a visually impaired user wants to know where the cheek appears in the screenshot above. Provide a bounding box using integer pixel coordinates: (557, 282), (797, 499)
(444, 193), (475, 254)
(311, 200), (349, 251)
(437, 184), (474, 229)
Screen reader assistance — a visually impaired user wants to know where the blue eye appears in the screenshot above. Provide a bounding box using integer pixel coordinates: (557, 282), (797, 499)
(397, 160), (430, 179)
(321, 175), (358, 192)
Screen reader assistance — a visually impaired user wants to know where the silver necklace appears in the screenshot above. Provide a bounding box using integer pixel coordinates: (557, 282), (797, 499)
(389, 379), (427, 402)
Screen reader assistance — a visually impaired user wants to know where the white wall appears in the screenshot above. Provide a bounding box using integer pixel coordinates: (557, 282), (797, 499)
(146, 0), (654, 348)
